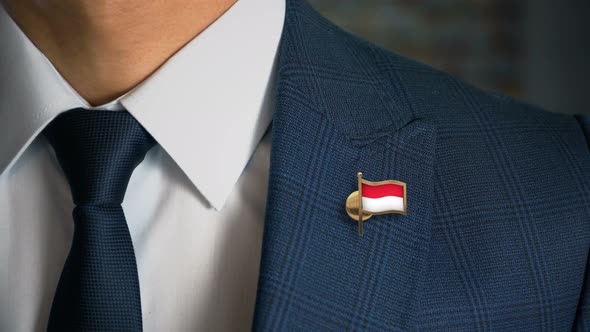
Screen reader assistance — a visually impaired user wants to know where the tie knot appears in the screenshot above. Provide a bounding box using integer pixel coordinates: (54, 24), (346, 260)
(44, 108), (156, 205)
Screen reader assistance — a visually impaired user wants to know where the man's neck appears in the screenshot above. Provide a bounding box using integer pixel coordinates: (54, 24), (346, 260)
(4, 0), (237, 106)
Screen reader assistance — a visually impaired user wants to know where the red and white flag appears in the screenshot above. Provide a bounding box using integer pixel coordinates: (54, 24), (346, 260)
(361, 179), (406, 215)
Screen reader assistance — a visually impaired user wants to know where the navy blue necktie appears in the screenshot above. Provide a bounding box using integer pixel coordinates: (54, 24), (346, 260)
(44, 108), (155, 331)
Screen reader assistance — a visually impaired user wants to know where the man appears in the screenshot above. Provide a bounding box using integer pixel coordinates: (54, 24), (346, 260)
(0, 0), (588, 331)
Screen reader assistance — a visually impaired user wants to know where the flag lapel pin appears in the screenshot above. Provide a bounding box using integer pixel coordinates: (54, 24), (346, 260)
(345, 172), (407, 236)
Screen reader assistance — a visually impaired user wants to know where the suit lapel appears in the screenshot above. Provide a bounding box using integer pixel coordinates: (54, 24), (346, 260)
(253, 1), (437, 330)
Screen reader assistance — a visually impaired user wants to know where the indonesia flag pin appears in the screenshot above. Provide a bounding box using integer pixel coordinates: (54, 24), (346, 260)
(345, 172), (407, 236)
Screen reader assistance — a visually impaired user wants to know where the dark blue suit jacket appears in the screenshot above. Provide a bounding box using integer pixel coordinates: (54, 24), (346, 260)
(252, 1), (590, 330)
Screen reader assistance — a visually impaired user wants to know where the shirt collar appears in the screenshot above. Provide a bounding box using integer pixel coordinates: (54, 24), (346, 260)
(0, 0), (285, 210)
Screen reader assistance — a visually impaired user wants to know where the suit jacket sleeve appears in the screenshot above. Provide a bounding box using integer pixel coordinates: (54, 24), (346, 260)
(574, 114), (590, 331)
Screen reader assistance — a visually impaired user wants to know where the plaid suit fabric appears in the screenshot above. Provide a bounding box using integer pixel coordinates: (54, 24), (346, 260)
(574, 115), (590, 331)
(253, 1), (590, 330)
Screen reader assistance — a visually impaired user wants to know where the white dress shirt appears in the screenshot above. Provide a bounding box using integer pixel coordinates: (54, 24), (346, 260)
(0, 0), (285, 331)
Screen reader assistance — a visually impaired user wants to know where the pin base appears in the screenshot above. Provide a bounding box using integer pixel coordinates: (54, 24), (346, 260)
(345, 191), (372, 222)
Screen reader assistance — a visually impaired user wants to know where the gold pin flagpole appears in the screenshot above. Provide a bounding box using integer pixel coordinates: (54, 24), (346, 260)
(357, 172), (364, 236)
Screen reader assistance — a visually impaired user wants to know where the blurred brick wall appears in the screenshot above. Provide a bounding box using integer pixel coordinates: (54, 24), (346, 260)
(309, 0), (525, 98)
